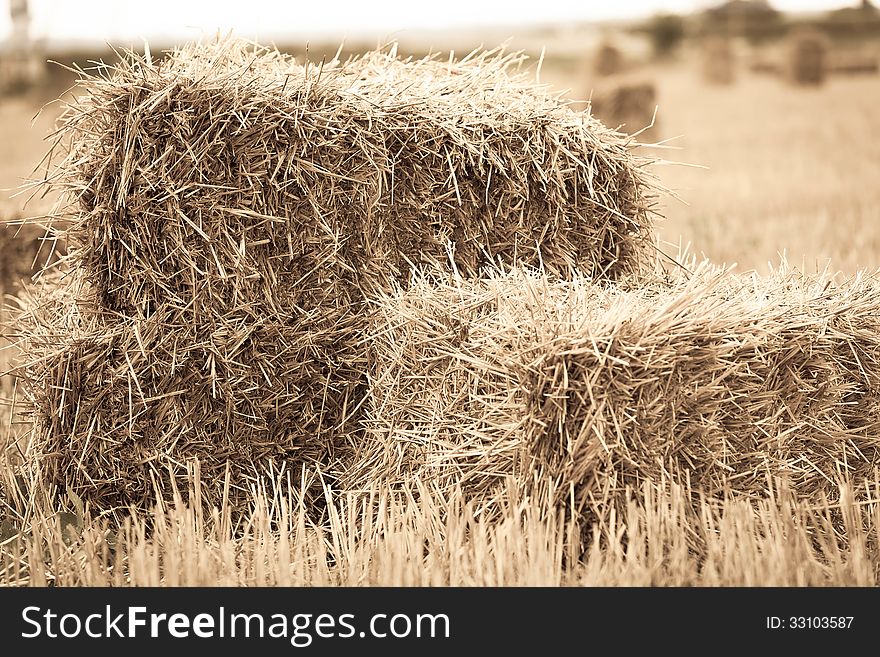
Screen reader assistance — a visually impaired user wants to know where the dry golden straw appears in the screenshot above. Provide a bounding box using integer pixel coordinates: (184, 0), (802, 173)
(348, 264), (880, 521)
(11, 38), (660, 519)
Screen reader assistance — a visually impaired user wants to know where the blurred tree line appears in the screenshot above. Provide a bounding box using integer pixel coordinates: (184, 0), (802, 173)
(634, 0), (880, 58)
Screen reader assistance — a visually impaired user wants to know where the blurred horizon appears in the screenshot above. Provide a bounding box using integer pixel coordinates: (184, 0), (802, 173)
(0, 0), (868, 50)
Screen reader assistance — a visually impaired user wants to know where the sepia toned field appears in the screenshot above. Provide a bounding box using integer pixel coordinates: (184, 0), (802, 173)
(1, 40), (880, 587)
(652, 64), (880, 276)
(539, 50), (880, 276)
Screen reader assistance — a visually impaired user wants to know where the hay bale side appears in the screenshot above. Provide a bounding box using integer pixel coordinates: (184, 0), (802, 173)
(13, 272), (365, 516)
(748, 56), (781, 76)
(348, 266), (880, 522)
(594, 42), (623, 77)
(51, 39), (659, 314)
(701, 36), (736, 85)
(588, 82), (659, 137)
(786, 28), (829, 86)
(521, 268), (880, 515)
(828, 50), (878, 75)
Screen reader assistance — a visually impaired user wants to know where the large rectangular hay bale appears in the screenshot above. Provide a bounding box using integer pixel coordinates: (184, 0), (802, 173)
(350, 266), (880, 519)
(53, 38), (657, 317)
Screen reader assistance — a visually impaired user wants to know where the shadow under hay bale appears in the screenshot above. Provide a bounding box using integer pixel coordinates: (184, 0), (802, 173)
(701, 36), (736, 85)
(346, 265), (880, 524)
(786, 27), (829, 86)
(588, 82), (659, 139)
(13, 38), (660, 520)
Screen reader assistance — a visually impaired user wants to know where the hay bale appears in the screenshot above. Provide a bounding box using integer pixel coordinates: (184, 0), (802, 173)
(701, 36), (736, 85)
(346, 265), (880, 521)
(13, 270), (360, 513)
(522, 267), (880, 515)
(15, 39), (660, 518)
(588, 82), (658, 138)
(748, 56), (781, 76)
(786, 27), (829, 86)
(342, 270), (533, 516)
(52, 39), (657, 306)
(0, 215), (65, 327)
(594, 41), (623, 77)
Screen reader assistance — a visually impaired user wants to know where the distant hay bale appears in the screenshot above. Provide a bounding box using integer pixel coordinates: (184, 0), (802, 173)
(0, 215), (64, 315)
(786, 27), (829, 86)
(594, 41), (623, 76)
(0, 222), (52, 298)
(346, 266), (880, 520)
(13, 38), (660, 518)
(0, 51), (46, 96)
(701, 36), (736, 85)
(588, 82), (659, 138)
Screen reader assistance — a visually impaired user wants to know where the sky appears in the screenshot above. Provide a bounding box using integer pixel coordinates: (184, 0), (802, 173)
(0, 0), (863, 46)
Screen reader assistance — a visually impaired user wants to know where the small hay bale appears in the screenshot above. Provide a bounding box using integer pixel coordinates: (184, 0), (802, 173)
(748, 56), (781, 76)
(588, 82), (659, 138)
(701, 36), (736, 85)
(594, 41), (624, 77)
(786, 27), (829, 86)
(0, 219), (63, 300)
(521, 267), (880, 517)
(347, 265), (880, 522)
(15, 38), (660, 519)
